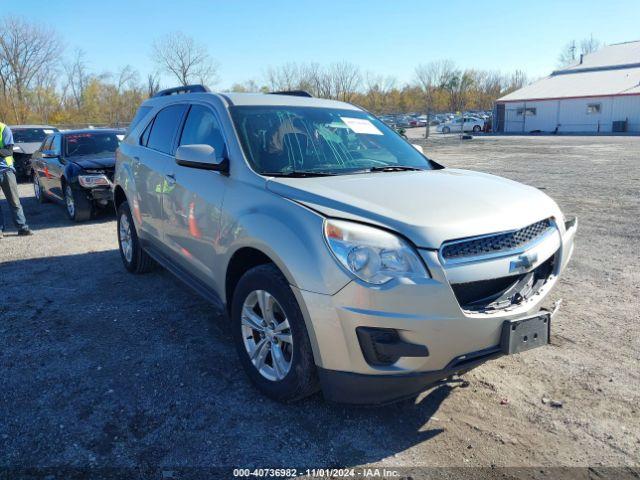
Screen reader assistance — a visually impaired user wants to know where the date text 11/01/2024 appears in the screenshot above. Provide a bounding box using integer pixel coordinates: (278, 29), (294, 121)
(232, 468), (402, 478)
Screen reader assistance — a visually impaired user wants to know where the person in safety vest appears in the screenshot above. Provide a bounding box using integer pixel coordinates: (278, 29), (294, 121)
(0, 122), (32, 237)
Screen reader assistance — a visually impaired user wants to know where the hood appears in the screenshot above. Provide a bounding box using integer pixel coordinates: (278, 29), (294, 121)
(71, 155), (116, 170)
(13, 142), (42, 155)
(266, 169), (562, 249)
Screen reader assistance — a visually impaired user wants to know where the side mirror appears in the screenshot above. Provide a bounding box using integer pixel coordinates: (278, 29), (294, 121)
(412, 144), (424, 154)
(175, 144), (228, 174)
(42, 150), (59, 158)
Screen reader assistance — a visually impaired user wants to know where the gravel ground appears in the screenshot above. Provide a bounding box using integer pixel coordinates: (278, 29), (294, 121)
(1, 135), (639, 474)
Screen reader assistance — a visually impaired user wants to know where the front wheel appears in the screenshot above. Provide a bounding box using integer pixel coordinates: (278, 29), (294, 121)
(64, 183), (92, 222)
(33, 173), (48, 204)
(472, 125), (481, 133)
(231, 264), (319, 402)
(442, 126), (450, 134)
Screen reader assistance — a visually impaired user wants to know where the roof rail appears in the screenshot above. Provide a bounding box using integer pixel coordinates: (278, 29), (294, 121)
(153, 84), (210, 97)
(269, 90), (313, 98)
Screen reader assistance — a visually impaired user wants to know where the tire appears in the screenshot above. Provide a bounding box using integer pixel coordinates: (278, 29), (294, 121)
(117, 201), (156, 274)
(472, 125), (481, 133)
(442, 126), (450, 134)
(33, 172), (49, 204)
(231, 264), (319, 402)
(63, 182), (92, 222)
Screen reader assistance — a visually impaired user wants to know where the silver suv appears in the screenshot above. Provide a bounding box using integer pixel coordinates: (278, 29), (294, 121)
(114, 86), (577, 404)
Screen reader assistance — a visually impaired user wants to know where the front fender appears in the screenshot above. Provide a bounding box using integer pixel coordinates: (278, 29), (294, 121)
(63, 163), (82, 186)
(218, 189), (351, 298)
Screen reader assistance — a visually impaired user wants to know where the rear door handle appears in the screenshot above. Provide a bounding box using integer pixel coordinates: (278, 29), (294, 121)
(165, 173), (176, 184)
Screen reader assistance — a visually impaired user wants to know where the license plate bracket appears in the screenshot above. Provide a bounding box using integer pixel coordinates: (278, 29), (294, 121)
(501, 313), (550, 354)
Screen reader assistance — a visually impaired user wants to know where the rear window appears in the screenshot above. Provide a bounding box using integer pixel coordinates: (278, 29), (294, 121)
(13, 128), (58, 143)
(146, 105), (188, 154)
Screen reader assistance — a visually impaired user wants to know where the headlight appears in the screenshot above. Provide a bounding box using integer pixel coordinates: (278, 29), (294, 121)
(323, 219), (430, 285)
(78, 174), (110, 188)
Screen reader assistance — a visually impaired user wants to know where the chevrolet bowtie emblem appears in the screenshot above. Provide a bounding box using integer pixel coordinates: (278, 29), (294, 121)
(510, 253), (538, 272)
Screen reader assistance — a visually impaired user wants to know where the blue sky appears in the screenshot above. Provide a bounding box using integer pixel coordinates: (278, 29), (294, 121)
(9, 0), (640, 88)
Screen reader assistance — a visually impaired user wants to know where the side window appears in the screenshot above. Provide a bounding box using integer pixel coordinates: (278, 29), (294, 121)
(126, 106), (153, 137)
(146, 104), (188, 154)
(179, 105), (226, 159)
(51, 135), (62, 154)
(41, 136), (54, 151)
(140, 119), (153, 146)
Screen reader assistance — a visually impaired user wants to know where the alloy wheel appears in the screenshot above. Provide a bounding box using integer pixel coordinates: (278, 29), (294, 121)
(119, 213), (133, 263)
(241, 289), (293, 381)
(33, 175), (41, 200)
(64, 185), (75, 217)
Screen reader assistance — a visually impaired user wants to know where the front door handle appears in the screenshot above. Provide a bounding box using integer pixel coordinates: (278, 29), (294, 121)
(165, 173), (176, 185)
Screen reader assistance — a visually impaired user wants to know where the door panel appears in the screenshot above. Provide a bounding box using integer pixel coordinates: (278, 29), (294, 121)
(34, 135), (53, 195)
(46, 135), (64, 201)
(162, 166), (226, 287)
(162, 104), (227, 287)
(133, 104), (188, 246)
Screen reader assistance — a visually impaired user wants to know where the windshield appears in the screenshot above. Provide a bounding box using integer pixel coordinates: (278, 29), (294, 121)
(12, 128), (57, 143)
(64, 132), (121, 158)
(230, 106), (433, 175)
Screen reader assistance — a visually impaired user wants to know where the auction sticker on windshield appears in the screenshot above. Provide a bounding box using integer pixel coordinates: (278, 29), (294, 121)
(340, 117), (383, 135)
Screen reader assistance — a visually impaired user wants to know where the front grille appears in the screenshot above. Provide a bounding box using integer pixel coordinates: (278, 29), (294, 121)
(441, 218), (553, 261)
(452, 252), (557, 312)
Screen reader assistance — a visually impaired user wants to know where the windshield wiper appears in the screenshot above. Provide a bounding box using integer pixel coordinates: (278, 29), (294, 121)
(262, 171), (337, 177)
(347, 165), (426, 174)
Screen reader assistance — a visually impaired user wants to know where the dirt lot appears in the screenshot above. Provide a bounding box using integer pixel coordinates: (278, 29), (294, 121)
(1, 135), (639, 474)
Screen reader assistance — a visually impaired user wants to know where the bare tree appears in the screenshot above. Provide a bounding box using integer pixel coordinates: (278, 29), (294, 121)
(328, 61), (361, 102)
(415, 60), (452, 117)
(558, 36), (602, 66)
(64, 49), (91, 111)
(115, 65), (139, 94)
(558, 40), (577, 67)
(147, 72), (160, 97)
(580, 35), (602, 56)
(151, 32), (218, 86)
(0, 16), (62, 123)
(265, 62), (302, 92)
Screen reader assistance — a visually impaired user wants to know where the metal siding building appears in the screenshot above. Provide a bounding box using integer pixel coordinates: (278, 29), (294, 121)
(495, 41), (640, 133)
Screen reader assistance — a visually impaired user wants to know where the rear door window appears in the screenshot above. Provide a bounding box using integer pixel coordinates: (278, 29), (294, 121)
(178, 105), (226, 159)
(146, 104), (188, 154)
(127, 106), (153, 137)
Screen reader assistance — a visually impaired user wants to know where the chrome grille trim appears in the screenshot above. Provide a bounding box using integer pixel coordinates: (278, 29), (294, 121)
(440, 218), (556, 266)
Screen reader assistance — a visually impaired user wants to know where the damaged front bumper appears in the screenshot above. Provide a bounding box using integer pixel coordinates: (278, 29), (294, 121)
(294, 216), (577, 404)
(318, 300), (563, 405)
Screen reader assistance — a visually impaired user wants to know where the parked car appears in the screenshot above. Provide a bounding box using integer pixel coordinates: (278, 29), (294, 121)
(30, 129), (121, 221)
(114, 85), (577, 404)
(9, 125), (59, 180)
(436, 116), (485, 134)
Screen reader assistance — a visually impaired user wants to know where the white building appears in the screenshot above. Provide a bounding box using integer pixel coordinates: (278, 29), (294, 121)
(495, 40), (640, 134)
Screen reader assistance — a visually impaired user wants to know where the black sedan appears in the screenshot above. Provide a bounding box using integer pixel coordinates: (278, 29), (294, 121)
(30, 129), (122, 222)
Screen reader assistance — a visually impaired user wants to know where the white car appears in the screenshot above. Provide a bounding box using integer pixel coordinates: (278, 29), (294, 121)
(437, 117), (484, 134)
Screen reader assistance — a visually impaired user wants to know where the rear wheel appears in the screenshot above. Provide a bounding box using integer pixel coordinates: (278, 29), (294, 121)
(33, 173), (48, 204)
(64, 183), (92, 222)
(442, 126), (450, 134)
(473, 125), (481, 133)
(231, 264), (319, 402)
(117, 201), (155, 274)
